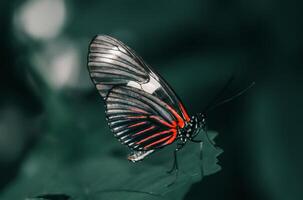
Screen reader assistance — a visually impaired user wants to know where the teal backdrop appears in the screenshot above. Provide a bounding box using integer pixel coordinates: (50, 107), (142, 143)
(0, 0), (302, 200)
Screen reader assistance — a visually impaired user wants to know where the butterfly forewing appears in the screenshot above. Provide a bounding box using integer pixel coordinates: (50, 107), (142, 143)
(88, 35), (149, 99)
(88, 35), (190, 150)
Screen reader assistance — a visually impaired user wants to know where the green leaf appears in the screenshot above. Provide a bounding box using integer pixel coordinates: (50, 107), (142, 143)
(1, 98), (222, 200)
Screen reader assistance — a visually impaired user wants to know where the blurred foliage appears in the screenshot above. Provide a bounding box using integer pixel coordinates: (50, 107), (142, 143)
(1, 0), (303, 200)
(0, 81), (222, 199)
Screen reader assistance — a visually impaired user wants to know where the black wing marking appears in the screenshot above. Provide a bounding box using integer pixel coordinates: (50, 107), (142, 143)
(106, 86), (179, 151)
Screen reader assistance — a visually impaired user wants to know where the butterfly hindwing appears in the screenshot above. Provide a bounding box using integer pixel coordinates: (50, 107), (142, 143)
(106, 86), (179, 150)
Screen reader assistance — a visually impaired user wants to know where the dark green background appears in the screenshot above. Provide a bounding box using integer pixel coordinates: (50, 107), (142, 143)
(1, 0), (303, 199)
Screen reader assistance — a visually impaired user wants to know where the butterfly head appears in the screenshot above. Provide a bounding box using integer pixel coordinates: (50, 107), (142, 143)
(196, 113), (206, 130)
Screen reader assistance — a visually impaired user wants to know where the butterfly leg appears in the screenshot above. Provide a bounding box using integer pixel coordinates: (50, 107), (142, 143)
(167, 148), (179, 174)
(188, 135), (205, 177)
(166, 143), (185, 187)
(199, 141), (204, 178)
(167, 142), (185, 174)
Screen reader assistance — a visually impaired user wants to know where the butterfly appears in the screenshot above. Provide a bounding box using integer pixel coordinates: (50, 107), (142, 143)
(87, 35), (207, 173)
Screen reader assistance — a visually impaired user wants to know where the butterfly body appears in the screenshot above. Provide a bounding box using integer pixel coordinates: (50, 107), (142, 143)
(87, 35), (205, 163)
(179, 114), (206, 142)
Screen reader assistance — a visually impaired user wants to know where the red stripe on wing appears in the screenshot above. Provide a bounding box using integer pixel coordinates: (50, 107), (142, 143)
(133, 126), (156, 136)
(165, 104), (185, 128)
(143, 135), (172, 150)
(128, 121), (147, 128)
(164, 129), (177, 145)
(179, 102), (190, 122)
(136, 129), (173, 145)
(150, 115), (176, 128)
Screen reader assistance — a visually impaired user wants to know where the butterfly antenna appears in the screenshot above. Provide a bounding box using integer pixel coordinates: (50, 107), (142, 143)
(203, 76), (235, 113)
(205, 81), (255, 113)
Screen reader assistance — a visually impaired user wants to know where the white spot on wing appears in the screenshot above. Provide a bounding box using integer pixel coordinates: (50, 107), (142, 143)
(128, 150), (155, 162)
(127, 75), (161, 94)
(127, 81), (141, 89)
(120, 135), (128, 140)
(141, 75), (161, 94)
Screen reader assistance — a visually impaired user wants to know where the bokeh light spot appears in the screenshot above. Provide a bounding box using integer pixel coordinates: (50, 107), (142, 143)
(15, 0), (66, 40)
(31, 39), (81, 89)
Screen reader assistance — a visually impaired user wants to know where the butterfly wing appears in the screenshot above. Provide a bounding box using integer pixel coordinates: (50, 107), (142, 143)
(88, 35), (190, 151)
(106, 86), (180, 151)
